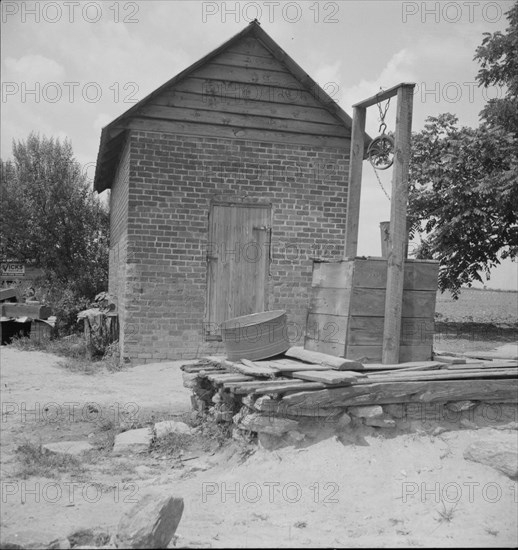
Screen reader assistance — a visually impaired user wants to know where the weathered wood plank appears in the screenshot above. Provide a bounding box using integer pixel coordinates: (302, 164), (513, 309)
(253, 381), (326, 395)
(362, 368), (518, 383)
(174, 78), (334, 109)
(348, 288), (437, 318)
(311, 260), (353, 289)
(344, 105), (366, 257)
(345, 344), (433, 363)
(137, 105), (348, 138)
(281, 379), (518, 408)
(310, 259), (440, 291)
(286, 346), (364, 370)
(227, 36), (277, 58)
(306, 313), (348, 345)
(223, 379), (309, 394)
(207, 373), (254, 384)
(126, 117), (349, 149)
(353, 82), (417, 109)
(446, 361), (517, 370)
(192, 63), (308, 89)
(431, 355), (467, 364)
(359, 361), (446, 372)
(254, 400), (343, 417)
(309, 287), (351, 316)
(291, 370), (366, 385)
(1, 303), (51, 319)
(265, 362), (330, 373)
(237, 359), (278, 377)
(151, 90), (341, 125)
(213, 50), (287, 71)
(348, 317), (434, 346)
(304, 337), (345, 357)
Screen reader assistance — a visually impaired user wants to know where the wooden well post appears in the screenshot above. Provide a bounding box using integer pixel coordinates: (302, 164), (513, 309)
(345, 83), (416, 364)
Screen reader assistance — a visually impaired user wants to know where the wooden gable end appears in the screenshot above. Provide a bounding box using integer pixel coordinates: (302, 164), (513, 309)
(127, 35), (350, 148)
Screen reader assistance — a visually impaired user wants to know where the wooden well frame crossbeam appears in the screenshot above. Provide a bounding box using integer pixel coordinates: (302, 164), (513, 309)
(344, 83), (416, 364)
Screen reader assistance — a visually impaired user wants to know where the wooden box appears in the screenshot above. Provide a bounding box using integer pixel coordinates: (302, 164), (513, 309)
(305, 257), (439, 363)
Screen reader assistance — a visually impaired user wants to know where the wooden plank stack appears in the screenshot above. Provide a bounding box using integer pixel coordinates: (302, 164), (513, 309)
(182, 346), (518, 425)
(305, 258), (439, 362)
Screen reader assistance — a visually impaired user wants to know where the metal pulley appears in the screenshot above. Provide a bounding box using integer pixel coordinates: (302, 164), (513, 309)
(367, 122), (395, 170)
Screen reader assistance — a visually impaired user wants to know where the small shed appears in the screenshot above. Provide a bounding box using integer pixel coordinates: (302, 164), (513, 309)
(94, 21), (366, 363)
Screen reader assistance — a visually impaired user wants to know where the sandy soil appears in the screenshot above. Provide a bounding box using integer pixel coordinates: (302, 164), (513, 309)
(1, 348), (517, 548)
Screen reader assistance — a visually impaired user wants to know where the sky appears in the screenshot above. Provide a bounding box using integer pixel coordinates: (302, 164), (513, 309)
(2, 0), (516, 290)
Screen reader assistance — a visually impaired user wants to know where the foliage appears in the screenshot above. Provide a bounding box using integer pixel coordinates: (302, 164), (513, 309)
(14, 440), (84, 479)
(474, 0), (518, 137)
(0, 133), (109, 333)
(408, 5), (518, 296)
(0, 133), (109, 302)
(408, 114), (517, 296)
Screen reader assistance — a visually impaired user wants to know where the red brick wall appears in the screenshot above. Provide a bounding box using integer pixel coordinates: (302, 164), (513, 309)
(108, 140), (130, 359)
(115, 130), (349, 362)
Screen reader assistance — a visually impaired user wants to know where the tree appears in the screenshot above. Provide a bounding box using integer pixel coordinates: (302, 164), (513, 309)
(474, 0), (518, 137)
(0, 133), (109, 301)
(408, 114), (517, 296)
(408, 3), (518, 296)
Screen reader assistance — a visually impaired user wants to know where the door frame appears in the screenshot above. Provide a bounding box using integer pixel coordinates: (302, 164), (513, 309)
(204, 199), (272, 341)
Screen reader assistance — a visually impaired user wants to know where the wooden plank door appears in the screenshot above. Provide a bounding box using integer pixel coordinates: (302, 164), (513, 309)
(206, 204), (271, 339)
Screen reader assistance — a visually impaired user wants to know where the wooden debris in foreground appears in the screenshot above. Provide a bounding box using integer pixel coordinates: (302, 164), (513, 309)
(285, 346), (364, 370)
(291, 370), (366, 385)
(280, 379), (518, 408)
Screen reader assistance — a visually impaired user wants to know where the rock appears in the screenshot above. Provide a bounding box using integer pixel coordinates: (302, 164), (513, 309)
(67, 528), (111, 548)
(257, 432), (285, 450)
(446, 400), (476, 412)
(154, 421), (192, 439)
(240, 413), (299, 435)
(464, 437), (518, 478)
(460, 418), (478, 430)
(42, 441), (93, 456)
(112, 428), (153, 455)
(365, 416), (396, 428)
(383, 404), (406, 419)
(347, 405), (383, 419)
(182, 372), (198, 389)
(336, 412), (352, 428)
(116, 490), (184, 549)
(1, 530), (63, 549)
(287, 430), (305, 442)
(253, 395), (272, 411)
(48, 538), (71, 549)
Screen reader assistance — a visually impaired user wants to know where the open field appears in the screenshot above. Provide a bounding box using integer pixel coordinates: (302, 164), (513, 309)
(436, 288), (518, 325)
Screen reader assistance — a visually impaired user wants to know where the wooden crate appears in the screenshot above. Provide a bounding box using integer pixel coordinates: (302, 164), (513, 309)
(304, 257), (439, 363)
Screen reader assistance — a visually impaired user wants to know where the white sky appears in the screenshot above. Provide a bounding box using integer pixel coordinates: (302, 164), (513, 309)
(2, 0), (516, 290)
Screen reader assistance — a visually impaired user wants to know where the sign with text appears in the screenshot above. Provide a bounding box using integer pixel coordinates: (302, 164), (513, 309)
(1, 263), (25, 277)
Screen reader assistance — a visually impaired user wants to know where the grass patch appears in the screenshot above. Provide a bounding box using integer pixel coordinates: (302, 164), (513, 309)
(9, 335), (123, 374)
(14, 441), (85, 479)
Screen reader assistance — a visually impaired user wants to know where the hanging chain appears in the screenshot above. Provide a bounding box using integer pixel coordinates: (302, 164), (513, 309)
(372, 165), (391, 201)
(370, 89), (392, 200)
(376, 93), (391, 133)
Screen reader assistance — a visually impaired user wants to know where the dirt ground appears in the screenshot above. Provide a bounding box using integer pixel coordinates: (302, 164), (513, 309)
(1, 346), (517, 548)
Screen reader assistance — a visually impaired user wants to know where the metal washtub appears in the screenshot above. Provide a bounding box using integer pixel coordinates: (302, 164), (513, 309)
(220, 310), (289, 361)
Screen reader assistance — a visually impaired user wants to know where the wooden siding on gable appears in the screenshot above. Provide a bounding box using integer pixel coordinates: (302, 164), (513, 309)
(127, 36), (349, 147)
